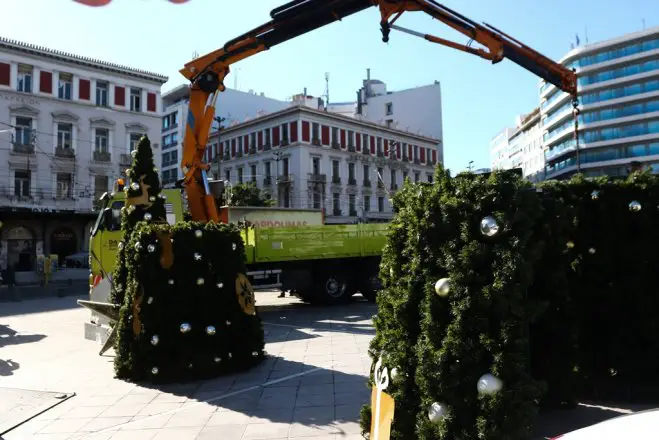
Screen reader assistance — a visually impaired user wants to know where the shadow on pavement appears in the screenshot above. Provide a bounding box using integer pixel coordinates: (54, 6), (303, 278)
(0, 324), (46, 376)
(83, 302), (375, 438)
(0, 294), (86, 318)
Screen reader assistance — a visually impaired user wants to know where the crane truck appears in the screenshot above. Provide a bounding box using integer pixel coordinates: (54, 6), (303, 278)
(88, 0), (579, 310)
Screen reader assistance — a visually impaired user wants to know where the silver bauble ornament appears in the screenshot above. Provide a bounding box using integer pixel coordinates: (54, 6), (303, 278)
(391, 367), (399, 380)
(196, 277), (205, 285)
(147, 297), (153, 305)
(127, 205), (135, 213)
(125, 168), (132, 177)
(252, 351), (259, 357)
(180, 323), (192, 333)
(134, 242), (143, 251)
(194, 230), (203, 238)
(428, 402), (447, 423)
(147, 244), (155, 253)
(131, 150), (137, 158)
(566, 241), (575, 249)
(232, 243), (237, 251)
(217, 282), (224, 289)
(159, 194), (167, 200)
(629, 201), (642, 212)
(188, 363), (193, 369)
(149, 196), (156, 202)
(150, 335), (159, 346)
(591, 190), (600, 200)
(477, 373), (503, 395)
(434, 278), (450, 297)
(480, 216), (500, 237)
(194, 252), (202, 261)
(151, 367), (159, 375)
(214, 357), (222, 363)
(226, 320), (231, 326)
(228, 352), (233, 359)
(588, 247), (596, 255)
(144, 212), (152, 221)
(206, 326), (216, 336)
(168, 279), (175, 285)
(118, 241), (124, 250)
(130, 182), (139, 191)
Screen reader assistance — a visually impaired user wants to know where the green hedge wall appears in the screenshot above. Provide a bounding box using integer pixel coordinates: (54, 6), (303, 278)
(361, 168), (659, 439)
(113, 221), (265, 383)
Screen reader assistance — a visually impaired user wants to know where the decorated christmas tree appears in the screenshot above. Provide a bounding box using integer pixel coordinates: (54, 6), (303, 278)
(110, 135), (167, 306)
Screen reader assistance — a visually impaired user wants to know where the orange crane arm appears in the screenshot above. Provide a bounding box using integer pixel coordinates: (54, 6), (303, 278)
(179, 0), (578, 223)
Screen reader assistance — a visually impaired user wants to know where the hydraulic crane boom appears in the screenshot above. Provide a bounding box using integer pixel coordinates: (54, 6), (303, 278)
(179, 0), (578, 223)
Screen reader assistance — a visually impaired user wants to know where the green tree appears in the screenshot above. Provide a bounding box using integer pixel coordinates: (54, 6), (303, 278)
(110, 135), (167, 306)
(229, 182), (275, 207)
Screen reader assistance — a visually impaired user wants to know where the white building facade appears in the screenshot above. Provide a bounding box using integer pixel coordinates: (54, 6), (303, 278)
(489, 108), (544, 181)
(161, 85), (290, 186)
(0, 36), (166, 273)
(209, 105), (439, 223)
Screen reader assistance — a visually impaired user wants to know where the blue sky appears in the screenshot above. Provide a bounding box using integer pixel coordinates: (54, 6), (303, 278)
(3, 0), (658, 172)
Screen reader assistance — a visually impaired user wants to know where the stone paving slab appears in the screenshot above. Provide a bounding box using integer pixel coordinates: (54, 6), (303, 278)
(0, 292), (376, 439)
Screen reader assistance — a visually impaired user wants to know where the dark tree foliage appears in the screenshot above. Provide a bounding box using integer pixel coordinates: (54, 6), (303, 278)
(361, 168), (659, 439)
(110, 135), (167, 306)
(113, 221), (265, 383)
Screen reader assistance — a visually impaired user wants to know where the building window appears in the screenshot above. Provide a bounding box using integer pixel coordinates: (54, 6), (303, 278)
(385, 102), (393, 115)
(58, 73), (73, 100)
(377, 137), (382, 154)
(363, 164), (370, 185)
(386, 119), (393, 128)
(312, 123), (320, 141)
(225, 169), (231, 182)
(362, 134), (368, 148)
(378, 196), (384, 213)
(281, 124), (289, 141)
(348, 163), (355, 182)
(14, 170), (31, 197)
(17, 64), (32, 93)
(265, 162), (271, 178)
(347, 130), (354, 146)
(250, 132), (256, 149)
(414, 171), (420, 182)
(238, 167), (243, 184)
(94, 175), (108, 201)
(390, 169), (396, 188)
(251, 164), (257, 182)
(332, 160), (340, 182)
(130, 88), (142, 112)
(333, 193), (340, 214)
(162, 112), (178, 131)
(331, 127), (339, 144)
(95, 128), (109, 152)
(283, 187), (290, 208)
(427, 174), (433, 183)
(57, 123), (73, 149)
(56, 173), (73, 199)
(349, 194), (356, 215)
(238, 136), (243, 152)
(312, 157), (320, 174)
(265, 129), (271, 146)
(282, 158), (289, 176)
(403, 171), (408, 182)
(96, 81), (109, 107)
(313, 190), (321, 209)
(364, 195), (370, 212)
(14, 117), (33, 145)
(129, 133), (142, 152)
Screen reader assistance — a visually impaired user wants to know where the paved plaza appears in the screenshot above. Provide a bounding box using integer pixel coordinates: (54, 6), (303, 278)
(0, 292), (376, 440)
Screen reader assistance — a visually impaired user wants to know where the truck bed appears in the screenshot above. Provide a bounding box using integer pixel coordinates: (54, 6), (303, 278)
(241, 223), (389, 264)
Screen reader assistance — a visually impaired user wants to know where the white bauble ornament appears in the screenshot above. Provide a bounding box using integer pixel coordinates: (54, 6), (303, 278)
(480, 216), (500, 237)
(477, 373), (503, 395)
(196, 277), (205, 285)
(629, 201), (642, 212)
(180, 323), (192, 333)
(566, 241), (575, 249)
(194, 252), (202, 261)
(131, 150), (137, 158)
(434, 278), (450, 297)
(391, 367), (399, 380)
(588, 247), (596, 255)
(130, 182), (139, 191)
(591, 190), (600, 200)
(206, 326), (216, 335)
(214, 357), (222, 363)
(168, 279), (175, 285)
(217, 282), (224, 289)
(150, 335), (159, 346)
(147, 297), (153, 305)
(195, 230), (203, 238)
(147, 244), (155, 253)
(232, 243), (237, 251)
(134, 242), (143, 251)
(428, 402), (447, 423)
(144, 212), (152, 221)
(149, 196), (156, 202)
(151, 367), (159, 375)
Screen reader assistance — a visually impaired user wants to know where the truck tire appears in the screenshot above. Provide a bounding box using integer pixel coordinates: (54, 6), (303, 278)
(358, 273), (381, 302)
(312, 270), (351, 305)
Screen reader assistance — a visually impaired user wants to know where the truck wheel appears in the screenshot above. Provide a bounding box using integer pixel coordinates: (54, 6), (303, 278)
(358, 273), (381, 302)
(313, 272), (351, 305)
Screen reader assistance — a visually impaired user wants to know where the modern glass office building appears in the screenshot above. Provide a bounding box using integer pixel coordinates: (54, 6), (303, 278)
(541, 26), (659, 179)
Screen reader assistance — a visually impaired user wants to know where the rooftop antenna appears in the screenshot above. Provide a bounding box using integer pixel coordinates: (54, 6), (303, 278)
(191, 50), (199, 59)
(322, 72), (330, 111)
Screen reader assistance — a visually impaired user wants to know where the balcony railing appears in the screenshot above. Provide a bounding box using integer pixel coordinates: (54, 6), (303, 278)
(332, 176), (341, 184)
(281, 138), (290, 147)
(309, 173), (327, 183)
(236, 150), (244, 158)
(348, 145), (356, 152)
(11, 143), (35, 154)
(311, 137), (321, 146)
(377, 151), (385, 157)
(331, 142), (340, 150)
(55, 146), (75, 158)
(277, 175), (293, 184)
(264, 143), (272, 151)
(348, 178), (357, 185)
(249, 144), (257, 154)
(93, 150), (111, 162)
(362, 148), (370, 155)
(363, 179), (371, 187)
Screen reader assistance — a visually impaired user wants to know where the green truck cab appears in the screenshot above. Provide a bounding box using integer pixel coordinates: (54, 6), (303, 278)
(89, 184), (387, 305)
